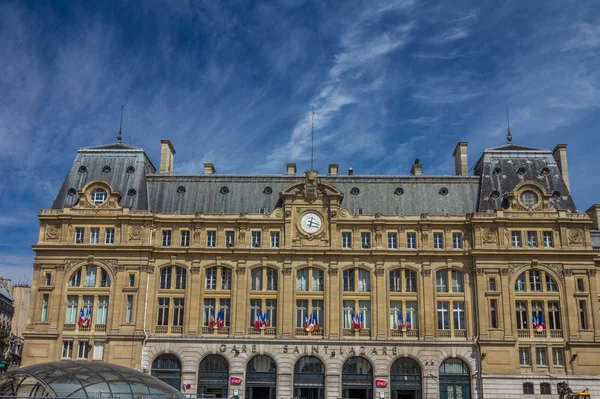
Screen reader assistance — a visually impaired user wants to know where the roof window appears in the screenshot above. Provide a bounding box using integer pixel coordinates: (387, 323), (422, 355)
(102, 166), (111, 174)
(220, 186), (229, 194)
(263, 187), (273, 195)
(552, 191), (561, 199)
(127, 189), (137, 196)
(516, 167), (527, 176)
(126, 166), (136, 174)
(78, 166), (88, 174)
(394, 187), (404, 196)
(439, 187), (449, 196)
(177, 186), (186, 194)
(492, 167), (501, 175)
(67, 188), (77, 196)
(490, 190), (500, 200)
(350, 187), (360, 195)
(540, 167), (550, 176)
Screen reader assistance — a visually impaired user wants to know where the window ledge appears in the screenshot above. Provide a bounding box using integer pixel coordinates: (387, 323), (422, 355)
(123, 287), (138, 293)
(574, 292), (590, 298)
(485, 291), (501, 297)
(39, 286), (54, 291)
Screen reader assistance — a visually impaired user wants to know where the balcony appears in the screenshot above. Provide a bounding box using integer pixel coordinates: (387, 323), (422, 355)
(202, 326), (230, 335)
(550, 329), (563, 338)
(390, 329), (418, 339)
(342, 328), (371, 337)
(438, 330), (451, 338)
(295, 328), (323, 337)
(95, 324), (106, 332)
(518, 329), (563, 339)
(248, 327), (276, 336)
(171, 326), (183, 334)
(155, 325), (168, 334)
(454, 329), (466, 338)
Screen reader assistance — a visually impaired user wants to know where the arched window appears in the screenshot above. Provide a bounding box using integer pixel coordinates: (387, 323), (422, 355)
(294, 356), (324, 399)
(296, 268), (325, 337)
(250, 267), (278, 291)
(514, 269), (561, 338)
(523, 382), (534, 394)
(343, 268), (370, 292)
(540, 382), (551, 395)
(64, 266), (111, 333)
(156, 266), (186, 334)
(342, 357), (372, 399)
(159, 266), (186, 290)
(389, 269), (418, 334)
(296, 268), (324, 291)
(68, 265), (111, 288)
(198, 355), (228, 398)
(151, 354), (181, 390)
(440, 359), (470, 399)
(246, 355), (276, 399)
(389, 269), (417, 292)
(205, 266), (232, 290)
(390, 358), (421, 396)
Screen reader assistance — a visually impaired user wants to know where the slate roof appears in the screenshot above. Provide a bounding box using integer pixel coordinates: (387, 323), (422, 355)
(0, 284), (12, 302)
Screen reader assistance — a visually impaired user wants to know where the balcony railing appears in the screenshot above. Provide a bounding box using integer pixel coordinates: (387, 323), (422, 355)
(63, 323), (76, 331)
(155, 325), (168, 334)
(518, 329), (563, 339)
(342, 328), (370, 337)
(295, 328), (324, 337)
(171, 326), (183, 334)
(95, 324), (106, 332)
(438, 330), (451, 338)
(390, 329), (418, 338)
(249, 327), (276, 336)
(550, 329), (563, 338)
(518, 329), (530, 338)
(454, 329), (466, 338)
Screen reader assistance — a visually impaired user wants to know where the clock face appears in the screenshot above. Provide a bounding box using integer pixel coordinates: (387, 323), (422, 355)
(300, 213), (322, 234)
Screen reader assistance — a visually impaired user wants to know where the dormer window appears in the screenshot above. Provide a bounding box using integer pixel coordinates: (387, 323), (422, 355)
(520, 191), (538, 207)
(91, 189), (108, 205)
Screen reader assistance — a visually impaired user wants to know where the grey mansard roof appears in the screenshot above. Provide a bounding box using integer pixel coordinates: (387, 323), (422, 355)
(50, 140), (578, 215)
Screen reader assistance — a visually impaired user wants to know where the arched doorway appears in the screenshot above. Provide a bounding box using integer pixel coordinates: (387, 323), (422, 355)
(342, 357), (373, 399)
(294, 356), (325, 399)
(439, 358), (471, 399)
(246, 355), (276, 399)
(198, 354), (229, 398)
(391, 358), (421, 399)
(151, 354), (181, 390)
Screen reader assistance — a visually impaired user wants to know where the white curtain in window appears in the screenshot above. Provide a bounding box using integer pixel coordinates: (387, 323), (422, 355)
(297, 270), (308, 291)
(96, 297), (109, 324)
(85, 266), (97, 287)
(358, 269), (370, 292)
(93, 342), (104, 360)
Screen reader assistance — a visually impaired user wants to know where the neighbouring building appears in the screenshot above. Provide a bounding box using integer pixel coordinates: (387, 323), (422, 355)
(0, 278), (22, 372)
(22, 132), (600, 399)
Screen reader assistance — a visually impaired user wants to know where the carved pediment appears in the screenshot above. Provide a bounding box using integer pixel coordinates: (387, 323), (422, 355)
(281, 170), (344, 203)
(73, 179), (122, 210)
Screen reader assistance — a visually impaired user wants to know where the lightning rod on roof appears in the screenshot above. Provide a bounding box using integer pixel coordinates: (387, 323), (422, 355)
(506, 109), (512, 144)
(117, 105), (124, 144)
(311, 105), (315, 170)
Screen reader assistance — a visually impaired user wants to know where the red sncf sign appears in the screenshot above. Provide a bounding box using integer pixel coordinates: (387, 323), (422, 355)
(375, 379), (388, 388)
(230, 377), (243, 385)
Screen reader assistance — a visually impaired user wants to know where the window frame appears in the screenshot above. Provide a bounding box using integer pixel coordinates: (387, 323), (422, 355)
(162, 230), (172, 246)
(387, 232), (398, 249)
(452, 232), (463, 249)
(105, 228), (115, 244)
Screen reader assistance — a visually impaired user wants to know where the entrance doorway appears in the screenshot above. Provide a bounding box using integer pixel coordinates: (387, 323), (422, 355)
(151, 354), (181, 391)
(293, 356), (325, 399)
(246, 355), (276, 399)
(439, 359), (471, 399)
(342, 357), (373, 399)
(390, 358), (421, 399)
(197, 354), (229, 398)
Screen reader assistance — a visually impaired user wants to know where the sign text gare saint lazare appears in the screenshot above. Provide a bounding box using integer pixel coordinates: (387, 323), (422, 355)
(218, 343), (407, 357)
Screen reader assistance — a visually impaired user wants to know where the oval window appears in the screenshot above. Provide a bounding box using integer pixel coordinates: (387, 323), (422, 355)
(91, 188), (108, 204)
(520, 190), (538, 206)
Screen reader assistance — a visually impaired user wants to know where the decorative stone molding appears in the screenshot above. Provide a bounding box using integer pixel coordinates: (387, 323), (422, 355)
(46, 224), (61, 239)
(190, 266), (201, 275)
(507, 263), (528, 276)
(586, 269), (597, 277)
(481, 227), (497, 244)
(568, 229), (583, 244)
(476, 268), (486, 276)
(236, 267), (246, 275)
(129, 225), (143, 240)
(499, 268), (510, 276)
(140, 265), (155, 274)
(282, 267), (292, 276)
(421, 269), (431, 277)
(328, 268), (338, 276)
(33, 263), (42, 271)
(374, 267), (385, 277)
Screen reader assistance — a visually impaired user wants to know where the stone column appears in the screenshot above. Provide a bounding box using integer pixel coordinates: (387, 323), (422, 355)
(135, 268), (150, 332)
(421, 261), (434, 340)
(475, 270), (489, 338)
(375, 264), (386, 339)
(186, 263), (200, 335)
(328, 263), (340, 338)
(588, 270), (600, 339)
(234, 261), (248, 337)
(500, 268), (514, 339)
(281, 263), (293, 338)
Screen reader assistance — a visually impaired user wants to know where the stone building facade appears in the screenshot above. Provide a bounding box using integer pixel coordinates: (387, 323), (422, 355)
(22, 137), (600, 398)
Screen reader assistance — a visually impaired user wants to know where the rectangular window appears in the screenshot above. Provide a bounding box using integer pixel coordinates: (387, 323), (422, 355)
(251, 268), (262, 290)
(512, 231), (522, 247)
(405, 270), (417, 292)
(527, 231), (538, 247)
(75, 227), (85, 244)
(529, 270), (542, 291)
(406, 301), (418, 329)
(93, 342), (105, 360)
(297, 269), (308, 291)
(105, 228), (115, 244)
(312, 269), (324, 291)
(206, 267), (217, 290)
(62, 340), (73, 359)
(390, 270), (402, 292)
(488, 277), (497, 291)
(296, 300), (308, 328)
(343, 269), (355, 291)
(65, 296), (79, 324)
(579, 300), (588, 329)
(576, 278), (585, 292)
(90, 228), (99, 244)
(453, 302), (465, 330)
(358, 269), (370, 292)
(552, 348), (565, 366)
(128, 274), (135, 287)
(536, 347), (548, 366)
(390, 301), (402, 329)
(157, 298), (170, 326)
(490, 299), (498, 329)
(250, 299), (261, 327)
(452, 270), (464, 292)
(204, 298), (216, 326)
(125, 295), (133, 324)
(41, 294), (49, 322)
(266, 268), (278, 290)
(436, 270), (448, 292)
(312, 300), (324, 329)
(219, 299), (231, 326)
(175, 267), (186, 289)
(532, 301), (544, 329)
(361, 232), (371, 248)
(434, 232), (444, 249)
(270, 231), (280, 248)
(342, 232), (352, 248)
(162, 230), (171, 246)
(251, 231), (261, 247)
(82, 295), (94, 323)
(543, 231), (554, 247)
(519, 347), (531, 366)
(180, 230), (190, 246)
(225, 231), (235, 247)
(548, 302), (561, 330)
(523, 383), (534, 395)
(516, 301), (528, 330)
(84, 266), (97, 287)
(437, 302), (450, 330)
(266, 299), (277, 327)
(388, 232), (397, 249)
(357, 300), (371, 329)
(406, 232), (417, 249)
(160, 267), (172, 289)
(45, 273), (52, 286)
(96, 296), (109, 325)
(206, 231), (216, 247)
(173, 298), (184, 326)
(343, 300), (355, 329)
(221, 268), (232, 290)
(77, 341), (89, 359)
(452, 232), (463, 249)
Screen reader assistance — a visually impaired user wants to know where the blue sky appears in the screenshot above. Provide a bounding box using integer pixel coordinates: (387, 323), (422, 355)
(1, 0), (599, 282)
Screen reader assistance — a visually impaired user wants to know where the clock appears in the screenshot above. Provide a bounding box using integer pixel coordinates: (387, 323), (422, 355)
(300, 212), (322, 234)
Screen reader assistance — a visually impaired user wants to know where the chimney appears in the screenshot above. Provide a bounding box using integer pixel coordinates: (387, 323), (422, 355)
(410, 159), (423, 176)
(586, 204), (600, 229)
(452, 142), (468, 176)
(552, 144), (570, 191)
(328, 164), (339, 175)
(160, 140), (176, 174)
(286, 163), (297, 175)
(348, 167), (354, 176)
(204, 163), (216, 175)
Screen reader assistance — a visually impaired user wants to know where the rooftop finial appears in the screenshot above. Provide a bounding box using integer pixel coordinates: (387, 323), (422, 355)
(311, 105), (315, 170)
(506, 109), (512, 144)
(117, 105), (124, 144)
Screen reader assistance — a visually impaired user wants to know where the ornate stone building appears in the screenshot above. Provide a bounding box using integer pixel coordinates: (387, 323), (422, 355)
(23, 137), (600, 399)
